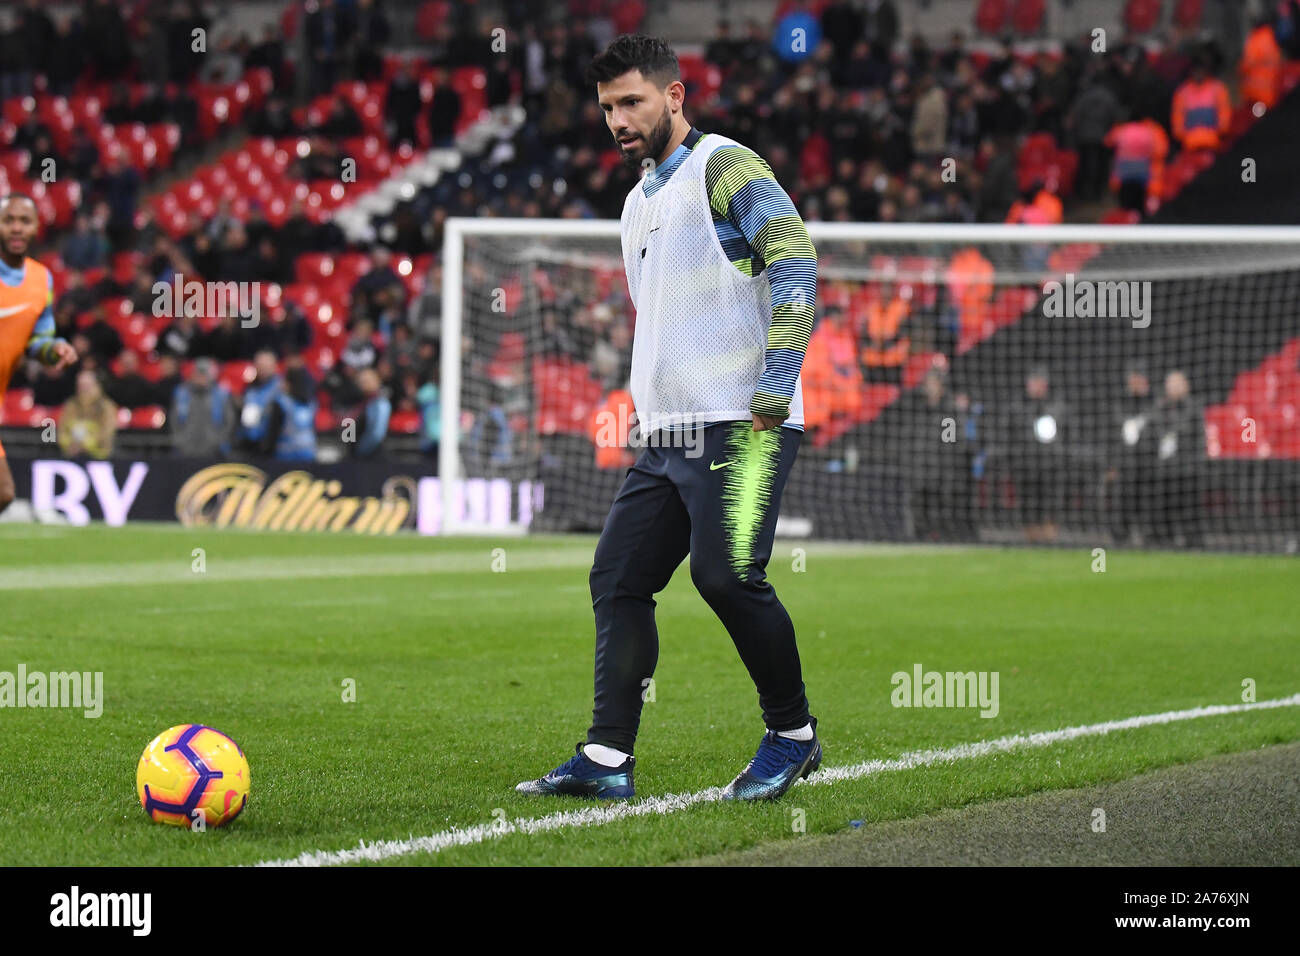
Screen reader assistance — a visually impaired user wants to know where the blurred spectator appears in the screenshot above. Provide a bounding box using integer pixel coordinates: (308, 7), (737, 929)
(1171, 56), (1231, 153)
(152, 354), (183, 408)
(1148, 370), (1204, 545)
(105, 350), (155, 409)
(203, 314), (246, 362)
(47, 13), (85, 96)
(862, 0), (899, 54)
(385, 61), (422, 148)
(1005, 181), (1063, 224)
(1105, 112), (1168, 211)
(352, 0), (391, 81)
(9, 0), (55, 97)
(999, 366), (1070, 542)
(264, 364), (319, 461)
(247, 23), (288, 91)
(158, 312), (202, 359)
(128, 268), (159, 315)
(351, 247), (402, 316)
(428, 67), (463, 147)
(859, 283), (911, 384)
(305, 0), (350, 95)
(199, 33), (243, 84)
(802, 303), (863, 430)
(1068, 71), (1121, 201)
(314, 96), (363, 139)
(165, 1), (207, 84)
(910, 365), (974, 541)
(1240, 16), (1282, 110)
(352, 368), (391, 458)
(234, 349), (282, 455)
(67, 127), (101, 181)
(247, 302), (313, 358)
(910, 73), (947, 161)
(248, 93), (298, 138)
(171, 357), (236, 457)
(59, 369), (118, 459)
(90, 151), (141, 250)
(341, 319), (379, 372)
(104, 82), (134, 125)
(62, 215), (111, 271)
(1106, 362), (1155, 544)
(81, 307), (124, 363)
(84, 0), (130, 81)
(416, 376), (440, 461)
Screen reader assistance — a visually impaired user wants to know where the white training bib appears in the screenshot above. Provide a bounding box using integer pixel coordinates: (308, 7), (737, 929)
(620, 133), (804, 436)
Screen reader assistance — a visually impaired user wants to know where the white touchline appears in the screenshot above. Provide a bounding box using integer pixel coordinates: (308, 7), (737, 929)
(254, 693), (1300, 867)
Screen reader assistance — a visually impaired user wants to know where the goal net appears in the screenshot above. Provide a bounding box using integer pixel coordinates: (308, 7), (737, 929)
(439, 219), (1300, 553)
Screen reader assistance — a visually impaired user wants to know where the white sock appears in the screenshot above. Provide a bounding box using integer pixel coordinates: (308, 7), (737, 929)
(583, 743), (630, 767)
(776, 723), (813, 741)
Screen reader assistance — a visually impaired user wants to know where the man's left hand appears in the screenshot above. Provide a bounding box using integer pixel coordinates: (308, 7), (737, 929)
(752, 413), (785, 432)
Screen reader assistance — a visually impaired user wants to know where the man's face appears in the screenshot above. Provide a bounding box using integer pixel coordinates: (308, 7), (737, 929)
(0, 198), (39, 259)
(597, 70), (678, 171)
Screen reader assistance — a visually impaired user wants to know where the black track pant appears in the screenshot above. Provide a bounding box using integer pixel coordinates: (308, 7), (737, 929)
(586, 421), (809, 754)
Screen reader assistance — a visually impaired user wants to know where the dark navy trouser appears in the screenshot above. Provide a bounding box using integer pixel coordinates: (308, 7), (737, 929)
(586, 420), (810, 754)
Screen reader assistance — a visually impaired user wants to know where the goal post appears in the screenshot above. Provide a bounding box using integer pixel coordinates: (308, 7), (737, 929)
(439, 218), (1300, 550)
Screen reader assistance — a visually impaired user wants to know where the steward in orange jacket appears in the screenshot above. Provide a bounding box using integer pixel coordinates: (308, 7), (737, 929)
(1240, 21), (1282, 110)
(1172, 62), (1231, 152)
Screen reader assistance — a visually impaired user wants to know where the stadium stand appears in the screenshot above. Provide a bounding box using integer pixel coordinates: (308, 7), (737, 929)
(1, 0), (1297, 550)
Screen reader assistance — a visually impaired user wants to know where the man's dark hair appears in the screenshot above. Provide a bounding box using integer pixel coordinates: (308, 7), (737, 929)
(584, 34), (680, 88)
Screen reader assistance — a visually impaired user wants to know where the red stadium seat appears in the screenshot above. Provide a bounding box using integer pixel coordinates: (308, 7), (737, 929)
(415, 1), (451, 40)
(1, 388), (34, 425)
(389, 410), (420, 434)
(1124, 0), (1162, 34)
(127, 406), (167, 429)
(1011, 0), (1045, 35)
(532, 357), (604, 436)
(1172, 0), (1204, 28)
(300, 344), (337, 375)
(118, 317), (157, 355)
(296, 253), (337, 283)
(220, 361), (255, 393)
(314, 407), (340, 431)
(975, 0), (1009, 35)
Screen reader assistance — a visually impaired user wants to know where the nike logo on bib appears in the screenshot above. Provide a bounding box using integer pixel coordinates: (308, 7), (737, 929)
(0, 304), (30, 318)
(640, 226), (660, 259)
(709, 460), (731, 471)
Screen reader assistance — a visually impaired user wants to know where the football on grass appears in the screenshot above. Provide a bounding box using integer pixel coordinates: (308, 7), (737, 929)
(137, 724), (250, 828)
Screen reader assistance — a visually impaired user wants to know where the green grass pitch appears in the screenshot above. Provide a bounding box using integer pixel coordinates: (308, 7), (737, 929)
(0, 523), (1296, 866)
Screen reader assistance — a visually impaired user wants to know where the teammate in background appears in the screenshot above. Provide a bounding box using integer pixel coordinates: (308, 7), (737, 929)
(517, 35), (820, 802)
(0, 194), (78, 515)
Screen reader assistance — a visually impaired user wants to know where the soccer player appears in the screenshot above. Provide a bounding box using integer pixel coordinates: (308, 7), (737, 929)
(0, 194), (77, 515)
(517, 35), (820, 802)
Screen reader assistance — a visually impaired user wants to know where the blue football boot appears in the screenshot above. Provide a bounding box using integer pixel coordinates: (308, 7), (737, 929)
(722, 716), (821, 801)
(516, 743), (635, 800)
